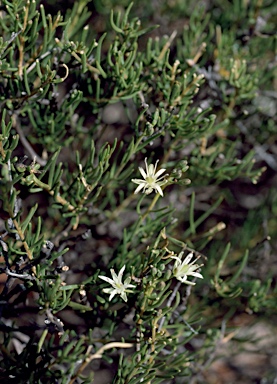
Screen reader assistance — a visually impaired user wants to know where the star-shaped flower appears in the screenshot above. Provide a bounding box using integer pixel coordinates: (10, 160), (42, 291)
(131, 158), (168, 197)
(98, 266), (136, 302)
(171, 252), (203, 285)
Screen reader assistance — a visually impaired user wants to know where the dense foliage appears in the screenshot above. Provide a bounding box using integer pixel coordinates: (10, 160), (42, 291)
(0, 0), (276, 383)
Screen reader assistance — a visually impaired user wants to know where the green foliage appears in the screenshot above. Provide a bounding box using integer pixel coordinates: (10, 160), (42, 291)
(0, 0), (276, 382)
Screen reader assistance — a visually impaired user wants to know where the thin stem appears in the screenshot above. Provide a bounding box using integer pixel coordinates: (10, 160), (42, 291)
(158, 30), (177, 61)
(141, 192), (160, 221)
(69, 342), (133, 384)
(0, 141), (6, 160)
(158, 281), (181, 333)
(12, 114), (47, 166)
(27, 174), (75, 211)
(11, 217), (33, 261)
(5, 268), (35, 280)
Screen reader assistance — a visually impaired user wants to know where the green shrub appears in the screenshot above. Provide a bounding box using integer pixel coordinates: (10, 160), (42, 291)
(0, 1), (276, 383)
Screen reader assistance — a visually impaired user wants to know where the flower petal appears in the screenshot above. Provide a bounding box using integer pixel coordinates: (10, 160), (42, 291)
(155, 184), (164, 196)
(134, 183), (145, 194)
(110, 269), (118, 282)
(109, 290), (117, 301)
(148, 163), (155, 175)
(103, 287), (114, 294)
(177, 275), (187, 282)
(117, 265), (126, 282)
(125, 284), (136, 289)
(138, 167), (147, 179)
(131, 178), (145, 185)
(155, 168), (166, 178)
(99, 275), (115, 285)
(120, 292), (128, 302)
(183, 253), (194, 264)
(170, 256), (181, 265)
(191, 272), (203, 279)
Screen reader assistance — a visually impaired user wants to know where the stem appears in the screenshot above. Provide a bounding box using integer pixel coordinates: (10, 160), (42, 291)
(0, 141), (6, 160)
(69, 342), (133, 384)
(11, 217), (33, 261)
(12, 114), (47, 166)
(158, 282), (181, 333)
(28, 174), (75, 211)
(5, 268), (35, 280)
(158, 30), (177, 61)
(141, 192), (160, 221)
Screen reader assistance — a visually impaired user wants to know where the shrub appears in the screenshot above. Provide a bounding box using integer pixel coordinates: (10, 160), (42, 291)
(0, 1), (276, 383)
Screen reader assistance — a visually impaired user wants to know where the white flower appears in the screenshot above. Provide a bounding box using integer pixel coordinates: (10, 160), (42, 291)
(171, 252), (203, 285)
(98, 266), (136, 302)
(131, 158), (168, 197)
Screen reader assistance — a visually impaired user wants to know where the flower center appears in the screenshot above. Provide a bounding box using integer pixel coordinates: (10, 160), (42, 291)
(146, 176), (155, 184)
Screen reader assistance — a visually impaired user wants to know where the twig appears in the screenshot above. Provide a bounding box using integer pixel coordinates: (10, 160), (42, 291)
(10, 217), (34, 262)
(4, 162), (34, 263)
(158, 30), (177, 61)
(158, 281), (181, 333)
(45, 308), (65, 335)
(12, 114), (47, 166)
(27, 173), (76, 211)
(186, 42), (207, 67)
(69, 342), (133, 384)
(5, 268), (35, 280)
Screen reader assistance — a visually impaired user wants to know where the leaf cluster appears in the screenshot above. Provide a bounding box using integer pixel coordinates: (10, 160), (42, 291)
(0, 0), (276, 383)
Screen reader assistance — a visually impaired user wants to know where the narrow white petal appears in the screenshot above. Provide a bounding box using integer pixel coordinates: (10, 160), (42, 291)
(139, 167), (147, 179)
(117, 265), (126, 282)
(110, 269), (118, 282)
(191, 272), (203, 279)
(134, 183), (145, 194)
(155, 184), (164, 196)
(121, 292), (128, 302)
(127, 284), (136, 288)
(99, 275), (115, 285)
(144, 158), (149, 173)
(183, 253), (194, 264)
(131, 178), (145, 185)
(155, 168), (166, 178)
(109, 290), (117, 301)
(148, 164), (155, 175)
(171, 256), (181, 265)
(177, 275), (187, 282)
(103, 287), (114, 294)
